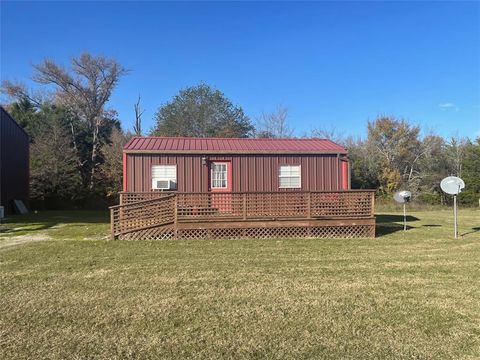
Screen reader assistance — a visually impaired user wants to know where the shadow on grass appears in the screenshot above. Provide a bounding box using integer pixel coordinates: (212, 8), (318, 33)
(0, 223), (58, 235)
(375, 214), (419, 237)
(461, 227), (480, 236)
(0, 210), (108, 235)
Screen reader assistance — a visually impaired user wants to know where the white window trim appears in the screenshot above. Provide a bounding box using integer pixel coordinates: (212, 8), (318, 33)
(278, 164), (301, 189)
(152, 164), (177, 190)
(211, 162), (228, 189)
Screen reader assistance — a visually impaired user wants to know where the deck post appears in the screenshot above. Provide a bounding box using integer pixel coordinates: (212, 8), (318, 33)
(243, 193), (247, 220)
(110, 208), (115, 240)
(371, 191), (375, 217)
(307, 192), (312, 219)
(173, 195), (178, 239)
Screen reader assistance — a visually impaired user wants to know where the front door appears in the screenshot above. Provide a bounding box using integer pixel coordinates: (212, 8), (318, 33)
(210, 161), (232, 213)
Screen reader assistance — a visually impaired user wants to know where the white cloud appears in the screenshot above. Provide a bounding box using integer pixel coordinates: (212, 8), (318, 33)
(438, 103), (460, 112)
(438, 103), (455, 108)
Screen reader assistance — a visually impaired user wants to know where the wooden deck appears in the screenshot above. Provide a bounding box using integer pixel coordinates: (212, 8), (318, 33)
(110, 191), (376, 240)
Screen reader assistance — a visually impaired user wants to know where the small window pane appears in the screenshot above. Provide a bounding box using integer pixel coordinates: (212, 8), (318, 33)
(279, 165), (301, 188)
(211, 163), (228, 189)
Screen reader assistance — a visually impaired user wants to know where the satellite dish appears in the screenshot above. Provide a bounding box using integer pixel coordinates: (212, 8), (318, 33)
(440, 176), (465, 239)
(393, 190), (412, 231)
(440, 176), (465, 195)
(394, 190), (412, 204)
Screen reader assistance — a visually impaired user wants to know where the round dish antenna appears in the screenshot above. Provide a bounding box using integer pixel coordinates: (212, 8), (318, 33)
(394, 190), (412, 204)
(440, 176), (465, 195)
(393, 190), (412, 231)
(440, 176), (465, 239)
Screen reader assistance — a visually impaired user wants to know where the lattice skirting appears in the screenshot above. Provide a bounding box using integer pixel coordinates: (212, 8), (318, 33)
(118, 224), (374, 240)
(119, 226), (175, 240)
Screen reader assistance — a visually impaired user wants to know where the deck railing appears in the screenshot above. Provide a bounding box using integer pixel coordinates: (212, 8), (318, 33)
(111, 190), (375, 239)
(110, 194), (176, 237)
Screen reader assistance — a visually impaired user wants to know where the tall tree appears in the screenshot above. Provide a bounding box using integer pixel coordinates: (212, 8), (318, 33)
(4, 97), (42, 137)
(28, 106), (82, 204)
(459, 138), (480, 205)
(367, 117), (421, 193)
(415, 135), (449, 202)
(444, 135), (468, 177)
(98, 127), (131, 199)
(31, 53), (127, 189)
(255, 105), (293, 138)
(152, 83), (253, 137)
(344, 137), (380, 189)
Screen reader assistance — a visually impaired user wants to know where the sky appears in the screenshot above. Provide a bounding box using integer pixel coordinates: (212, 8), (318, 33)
(1, 1), (479, 139)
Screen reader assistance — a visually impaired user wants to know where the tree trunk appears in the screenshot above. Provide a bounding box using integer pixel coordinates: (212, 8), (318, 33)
(89, 121), (100, 190)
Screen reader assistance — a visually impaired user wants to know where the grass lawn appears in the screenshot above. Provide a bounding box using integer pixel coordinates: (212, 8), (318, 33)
(0, 208), (479, 359)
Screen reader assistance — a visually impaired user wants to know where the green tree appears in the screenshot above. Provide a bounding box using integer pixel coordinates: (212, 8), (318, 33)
(152, 84), (253, 137)
(29, 108), (82, 206)
(459, 138), (480, 205)
(5, 97), (42, 137)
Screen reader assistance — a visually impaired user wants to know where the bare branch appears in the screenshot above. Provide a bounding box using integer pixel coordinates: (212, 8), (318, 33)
(1, 80), (45, 107)
(133, 95), (145, 136)
(255, 104), (292, 138)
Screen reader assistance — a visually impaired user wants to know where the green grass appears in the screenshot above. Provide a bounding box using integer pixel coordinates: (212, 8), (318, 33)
(0, 209), (479, 359)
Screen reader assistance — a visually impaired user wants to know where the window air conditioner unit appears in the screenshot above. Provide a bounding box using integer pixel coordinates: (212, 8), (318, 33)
(155, 180), (173, 190)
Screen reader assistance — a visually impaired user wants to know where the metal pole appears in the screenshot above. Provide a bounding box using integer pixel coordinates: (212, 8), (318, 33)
(403, 203), (407, 231)
(454, 195), (457, 239)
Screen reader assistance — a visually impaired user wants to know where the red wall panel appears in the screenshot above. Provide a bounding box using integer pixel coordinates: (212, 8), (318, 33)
(125, 153), (347, 193)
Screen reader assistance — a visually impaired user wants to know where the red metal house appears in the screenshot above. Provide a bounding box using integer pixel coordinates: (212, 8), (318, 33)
(122, 137), (351, 193)
(111, 137), (375, 240)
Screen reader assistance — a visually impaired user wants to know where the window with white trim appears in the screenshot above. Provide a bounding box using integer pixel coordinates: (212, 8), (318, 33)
(211, 163), (228, 188)
(152, 165), (177, 190)
(279, 165), (301, 188)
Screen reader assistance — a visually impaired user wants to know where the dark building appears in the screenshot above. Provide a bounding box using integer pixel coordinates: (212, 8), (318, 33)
(0, 106), (29, 214)
(123, 137), (350, 193)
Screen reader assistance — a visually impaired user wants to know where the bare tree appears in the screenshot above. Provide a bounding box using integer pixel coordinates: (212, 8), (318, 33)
(255, 104), (293, 138)
(133, 95), (144, 136)
(32, 53), (128, 189)
(402, 134), (441, 193)
(309, 126), (345, 145)
(445, 135), (468, 177)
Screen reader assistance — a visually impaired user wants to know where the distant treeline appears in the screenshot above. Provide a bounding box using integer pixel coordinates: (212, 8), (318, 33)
(2, 53), (478, 208)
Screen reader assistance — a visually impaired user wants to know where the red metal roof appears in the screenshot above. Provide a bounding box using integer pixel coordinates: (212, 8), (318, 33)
(124, 136), (347, 154)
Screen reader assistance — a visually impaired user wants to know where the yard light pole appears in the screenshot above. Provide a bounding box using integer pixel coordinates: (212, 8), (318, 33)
(453, 194), (458, 239)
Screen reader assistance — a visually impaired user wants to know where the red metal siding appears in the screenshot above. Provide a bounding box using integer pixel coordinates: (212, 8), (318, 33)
(341, 160), (349, 190)
(126, 153), (344, 193)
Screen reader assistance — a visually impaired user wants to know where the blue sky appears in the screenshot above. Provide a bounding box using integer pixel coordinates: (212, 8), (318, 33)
(1, 1), (479, 138)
